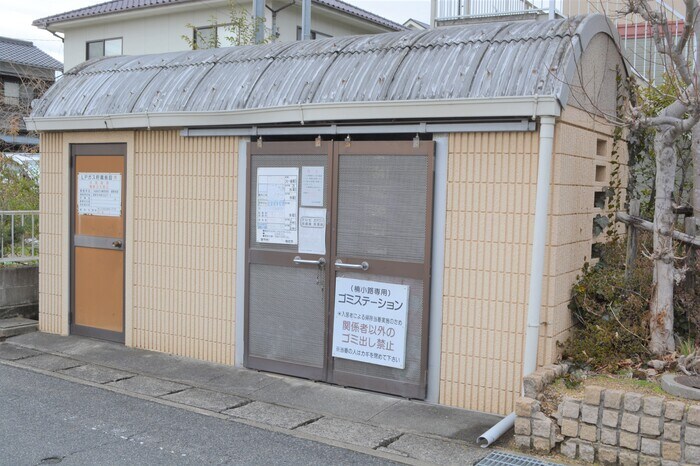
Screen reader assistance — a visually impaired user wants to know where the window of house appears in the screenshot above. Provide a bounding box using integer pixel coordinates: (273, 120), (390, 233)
(193, 25), (238, 48)
(296, 27), (332, 40)
(194, 26), (216, 48)
(86, 38), (123, 60)
(3, 80), (20, 106)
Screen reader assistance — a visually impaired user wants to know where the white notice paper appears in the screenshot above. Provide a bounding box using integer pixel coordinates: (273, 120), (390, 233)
(256, 167), (298, 245)
(298, 207), (326, 255)
(332, 278), (409, 369)
(301, 166), (324, 207)
(77, 173), (122, 217)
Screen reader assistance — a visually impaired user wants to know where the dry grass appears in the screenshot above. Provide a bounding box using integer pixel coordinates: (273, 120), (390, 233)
(546, 372), (700, 406)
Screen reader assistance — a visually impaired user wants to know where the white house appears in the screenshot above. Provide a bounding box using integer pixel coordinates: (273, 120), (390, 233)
(33, 0), (404, 71)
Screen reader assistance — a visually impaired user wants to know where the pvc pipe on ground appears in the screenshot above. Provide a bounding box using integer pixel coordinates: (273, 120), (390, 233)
(476, 116), (556, 448)
(477, 413), (516, 447)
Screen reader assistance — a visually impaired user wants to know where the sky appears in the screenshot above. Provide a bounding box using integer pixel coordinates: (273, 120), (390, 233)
(0, 0), (431, 63)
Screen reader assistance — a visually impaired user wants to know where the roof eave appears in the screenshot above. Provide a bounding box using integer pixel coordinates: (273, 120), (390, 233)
(33, 0), (403, 33)
(26, 96), (562, 132)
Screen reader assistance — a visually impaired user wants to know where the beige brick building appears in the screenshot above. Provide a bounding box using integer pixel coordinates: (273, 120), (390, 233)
(29, 15), (626, 417)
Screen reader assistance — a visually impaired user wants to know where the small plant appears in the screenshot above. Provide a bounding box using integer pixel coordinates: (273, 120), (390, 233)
(562, 371), (584, 389)
(181, 1), (271, 49)
(678, 337), (697, 356)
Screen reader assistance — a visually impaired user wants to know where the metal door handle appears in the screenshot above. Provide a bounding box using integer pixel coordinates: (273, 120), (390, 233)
(112, 240), (123, 248)
(293, 256), (326, 266)
(334, 259), (369, 271)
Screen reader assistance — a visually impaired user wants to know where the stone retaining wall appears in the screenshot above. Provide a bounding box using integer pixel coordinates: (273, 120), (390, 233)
(523, 362), (571, 400)
(515, 385), (700, 465)
(0, 266), (38, 319)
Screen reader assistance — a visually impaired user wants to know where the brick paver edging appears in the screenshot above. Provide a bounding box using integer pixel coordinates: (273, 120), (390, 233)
(515, 385), (700, 465)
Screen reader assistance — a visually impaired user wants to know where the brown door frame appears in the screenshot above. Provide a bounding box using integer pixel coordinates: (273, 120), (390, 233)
(327, 140), (434, 399)
(244, 141), (334, 380)
(70, 143), (127, 343)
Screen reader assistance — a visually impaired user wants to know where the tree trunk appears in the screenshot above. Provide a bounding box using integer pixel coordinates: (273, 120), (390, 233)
(692, 123), (700, 220)
(650, 129), (678, 354)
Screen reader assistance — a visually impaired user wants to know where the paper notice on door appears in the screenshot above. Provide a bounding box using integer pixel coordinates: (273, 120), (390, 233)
(301, 166), (324, 207)
(77, 172), (122, 217)
(298, 207), (326, 255)
(256, 167), (298, 245)
(332, 277), (409, 369)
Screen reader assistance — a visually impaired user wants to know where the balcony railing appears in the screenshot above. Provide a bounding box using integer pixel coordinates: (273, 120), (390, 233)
(435, 0), (555, 20)
(435, 0), (685, 21)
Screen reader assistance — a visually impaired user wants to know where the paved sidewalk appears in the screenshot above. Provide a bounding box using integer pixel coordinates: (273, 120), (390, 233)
(1, 332), (506, 465)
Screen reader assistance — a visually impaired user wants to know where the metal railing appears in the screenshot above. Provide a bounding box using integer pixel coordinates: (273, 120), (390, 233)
(435, 0), (685, 21)
(436, 0), (550, 20)
(0, 211), (39, 264)
(434, 0), (687, 84)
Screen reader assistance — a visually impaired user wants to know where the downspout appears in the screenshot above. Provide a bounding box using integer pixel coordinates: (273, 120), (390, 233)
(266, 1), (295, 42)
(477, 115), (556, 447)
(301, 0), (311, 40)
(253, 0), (265, 44)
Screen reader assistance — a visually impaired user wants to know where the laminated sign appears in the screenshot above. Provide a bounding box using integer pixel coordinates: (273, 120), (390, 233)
(298, 207), (326, 255)
(256, 167), (299, 244)
(332, 278), (409, 369)
(77, 173), (122, 217)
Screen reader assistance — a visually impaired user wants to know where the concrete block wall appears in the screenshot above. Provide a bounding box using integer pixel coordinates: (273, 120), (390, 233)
(439, 110), (626, 416)
(541, 106), (627, 367)
(37, 130), (238, 364)
(440, 131), (539, 415)
(38, 131), (65, 334)
(0, 266), (39, 319)
(516, 386), (700, 465)
(132, 130), (238, 364)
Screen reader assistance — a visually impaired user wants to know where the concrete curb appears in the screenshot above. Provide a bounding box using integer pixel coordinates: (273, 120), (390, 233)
(1, 333), (519, 465)
(0, 318), (38, 339)
(0, 356), (429, 465)
(661, 372), (700, 400)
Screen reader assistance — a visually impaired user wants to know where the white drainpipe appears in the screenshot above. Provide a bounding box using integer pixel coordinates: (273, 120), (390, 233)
(477, 115), (556, 447)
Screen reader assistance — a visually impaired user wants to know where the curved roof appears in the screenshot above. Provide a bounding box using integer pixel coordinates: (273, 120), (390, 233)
(30, 15), (620, 127)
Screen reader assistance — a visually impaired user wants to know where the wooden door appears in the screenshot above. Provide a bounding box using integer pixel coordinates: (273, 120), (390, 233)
(71, 144), (126, 343)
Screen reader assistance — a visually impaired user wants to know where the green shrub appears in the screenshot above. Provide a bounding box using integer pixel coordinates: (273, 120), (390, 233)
(563, 232), (700, 370)
(563, 239), (652, 370)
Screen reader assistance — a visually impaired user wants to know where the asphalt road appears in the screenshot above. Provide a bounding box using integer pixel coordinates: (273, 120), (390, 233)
(0, 364), (399, 465)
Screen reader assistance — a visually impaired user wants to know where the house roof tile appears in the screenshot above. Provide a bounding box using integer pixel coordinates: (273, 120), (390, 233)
(0, 37), (63, 71)
(33, 0), (405, 32)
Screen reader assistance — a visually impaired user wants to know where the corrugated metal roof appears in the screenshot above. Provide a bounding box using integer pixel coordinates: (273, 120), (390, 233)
(30, 15), (617, 120)
(0, 37), (63, 71)
(33, 0), (404, 32)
